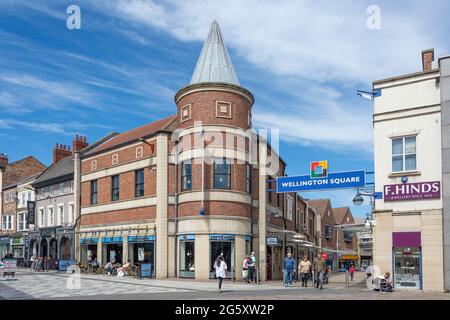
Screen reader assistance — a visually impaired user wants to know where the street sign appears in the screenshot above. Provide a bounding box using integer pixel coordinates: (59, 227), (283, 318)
(277, 170), (366, 193)
(267, 238), (278, 245)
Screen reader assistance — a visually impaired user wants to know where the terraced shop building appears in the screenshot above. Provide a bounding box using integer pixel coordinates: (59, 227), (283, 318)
(77, 21), (316, 280)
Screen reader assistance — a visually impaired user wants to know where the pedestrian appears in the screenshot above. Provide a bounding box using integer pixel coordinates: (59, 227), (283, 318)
(242, 256), (249, 282)
(248, 251), (256, 283)
(349, 264), (355, 281)
(283, 252), (295, 287)
(104, 260), (115, 276)
(313, 254), (325, 289)
(214, 255), (227, 293)
(298, 256), (312, 287)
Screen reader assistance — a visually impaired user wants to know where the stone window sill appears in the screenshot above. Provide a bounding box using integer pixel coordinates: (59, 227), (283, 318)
(388, 171), (421, 178)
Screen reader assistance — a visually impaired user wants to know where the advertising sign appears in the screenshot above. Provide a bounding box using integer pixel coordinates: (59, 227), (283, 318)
(277, 170), (366, 193)
(2, 258), (17, 273)
(140, 263), (152, 278)
(59, 260), (76, 271)
(27, 201), (35, 225)
(266, 237), (278, 245)
(384, 181), (440, 202)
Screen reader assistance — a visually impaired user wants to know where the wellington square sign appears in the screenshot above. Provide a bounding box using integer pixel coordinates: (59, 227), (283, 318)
(276, 161), (366, 193)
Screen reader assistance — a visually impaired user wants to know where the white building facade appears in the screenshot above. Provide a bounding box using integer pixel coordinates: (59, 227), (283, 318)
(373, 49), (450, 292)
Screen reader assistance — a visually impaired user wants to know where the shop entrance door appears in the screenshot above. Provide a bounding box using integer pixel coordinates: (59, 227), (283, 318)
(210, 241), (235, 279)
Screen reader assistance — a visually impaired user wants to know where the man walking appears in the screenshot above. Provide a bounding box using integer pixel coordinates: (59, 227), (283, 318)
(313, 254), (325, 289)
(283, 252), (296, 287)
(248, 252), (257, 283)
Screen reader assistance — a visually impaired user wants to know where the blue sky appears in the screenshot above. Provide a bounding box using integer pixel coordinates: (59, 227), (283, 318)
(1, 0), (449, 217)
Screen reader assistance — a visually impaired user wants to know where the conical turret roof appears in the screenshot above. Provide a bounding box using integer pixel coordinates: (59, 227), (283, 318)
(190, 21), (239, 85)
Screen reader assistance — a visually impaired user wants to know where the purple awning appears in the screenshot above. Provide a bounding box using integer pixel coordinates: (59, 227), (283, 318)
(392, 232), (421, 247)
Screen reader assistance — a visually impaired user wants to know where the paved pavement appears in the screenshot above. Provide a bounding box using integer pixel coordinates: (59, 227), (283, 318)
(1, 270), (449, 300)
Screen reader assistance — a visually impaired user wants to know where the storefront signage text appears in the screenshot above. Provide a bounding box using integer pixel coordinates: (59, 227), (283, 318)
(384, 181), (441, 202)
(277, 170), (366, 193)
(267, 237), (278, 245)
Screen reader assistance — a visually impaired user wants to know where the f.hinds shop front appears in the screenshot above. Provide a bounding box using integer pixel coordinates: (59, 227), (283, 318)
(374, 180), (444, 292)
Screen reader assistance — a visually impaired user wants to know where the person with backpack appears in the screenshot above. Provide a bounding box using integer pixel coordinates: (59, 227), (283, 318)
(248, 252), (256, 283)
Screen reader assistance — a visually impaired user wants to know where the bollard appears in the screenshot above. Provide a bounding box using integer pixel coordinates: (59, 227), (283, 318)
(345, 270), (350, 289)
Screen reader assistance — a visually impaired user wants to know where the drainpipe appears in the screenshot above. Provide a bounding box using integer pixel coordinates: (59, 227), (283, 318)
(174, 139), (179, 278)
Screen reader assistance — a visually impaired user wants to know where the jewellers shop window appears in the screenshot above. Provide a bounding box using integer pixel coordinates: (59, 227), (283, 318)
(181, 160), (192, 191)
(214, 158), (231, 189)
(111, 175), (120, 201)
(90, 180), (98, 205)
(392, 136), (417, 173)
(135, 169), (145, 197)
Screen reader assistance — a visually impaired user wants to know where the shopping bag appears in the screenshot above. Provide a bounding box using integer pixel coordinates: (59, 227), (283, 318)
(242, 269), (248, 280)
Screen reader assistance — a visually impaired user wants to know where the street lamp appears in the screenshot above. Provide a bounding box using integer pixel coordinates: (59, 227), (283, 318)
(352, 193), (364, 206)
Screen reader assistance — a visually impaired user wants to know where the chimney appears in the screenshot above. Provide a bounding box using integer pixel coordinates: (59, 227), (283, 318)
(73, 135), (89, 153)
(0, 153), (8, 171)
(422, 49), (435, 72)
(53, 143), (72, 164)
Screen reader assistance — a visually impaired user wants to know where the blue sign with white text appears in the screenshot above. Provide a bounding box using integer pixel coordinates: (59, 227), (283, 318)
(277, 170), (366, 193)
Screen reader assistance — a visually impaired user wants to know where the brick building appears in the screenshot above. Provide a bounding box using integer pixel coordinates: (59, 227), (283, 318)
(308, 199), (338, 269)
(333, 207), (358, 269)
(0, 154), (46, 258)
(76, 21), (319, 281)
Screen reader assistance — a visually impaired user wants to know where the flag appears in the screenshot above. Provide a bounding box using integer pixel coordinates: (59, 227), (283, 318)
(357, 90), (374, 100)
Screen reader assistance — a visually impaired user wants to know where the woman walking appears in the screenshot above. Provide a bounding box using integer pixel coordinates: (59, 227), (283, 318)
(298, 256), (312, 287)
(214, 255), (227, 293)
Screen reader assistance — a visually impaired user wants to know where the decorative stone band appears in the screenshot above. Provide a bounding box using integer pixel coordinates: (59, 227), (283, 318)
(177, 215), (251, 235)
(81, 196), (157, 215)
(177, 125), (252, 139)
(177, 147), (251, 164)
(178, 190), (253, 206)
(174, 82), (254, 105)
(81, 157), (156, 182)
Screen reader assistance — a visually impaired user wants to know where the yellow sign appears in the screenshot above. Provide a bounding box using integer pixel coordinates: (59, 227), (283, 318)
(341, 255), (358, 260)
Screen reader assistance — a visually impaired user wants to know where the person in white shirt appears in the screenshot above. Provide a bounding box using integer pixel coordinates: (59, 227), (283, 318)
(214, 255), (227, 293)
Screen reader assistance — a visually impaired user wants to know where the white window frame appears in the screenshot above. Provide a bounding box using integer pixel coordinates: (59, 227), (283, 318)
(48, 206), (55, 226)
(39, 207), (45, 227)
(68, 202), (75, 226)
(2, 214), (13, 230)
(391, 135), (418, 173)
(59, 183), (65, 195)
(17, 212), (28, 231)
(57, 204), (65, 225)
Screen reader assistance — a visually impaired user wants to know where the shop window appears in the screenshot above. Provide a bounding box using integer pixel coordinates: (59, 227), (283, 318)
(135, 169), (145, 197)
(214, 158), (231, 189)
(180, 241), (195, 277)
(181, 160), (192, 191)
(392, 136), (417, 172)
(90, 180), (98, 204)
(394, 247), (421, 289)
(210, 241), (234, 279)
(111, 175), (120, 201)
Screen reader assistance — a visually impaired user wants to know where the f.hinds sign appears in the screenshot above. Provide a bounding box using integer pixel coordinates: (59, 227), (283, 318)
(384, 181), (441, 202)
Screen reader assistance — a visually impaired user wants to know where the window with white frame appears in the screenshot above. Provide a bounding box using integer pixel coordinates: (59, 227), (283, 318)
(27, 191), (31, 201)
(286, 195), (293, 221)
(39, 208), (45, 227)
(48, 207), (54, 226)
(58, 205), (64, 225)
(392, 136), (417, 172)
(21, 193), (26, 206)
(70, 181), (74, 192)
(69, 203), (75, 225)
(59, 183), (65, 195)
(17, 213), (28, 231)
(2, 215), (13, 230)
